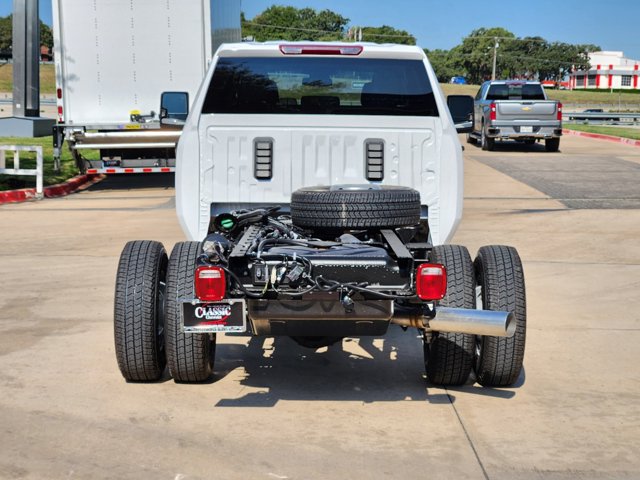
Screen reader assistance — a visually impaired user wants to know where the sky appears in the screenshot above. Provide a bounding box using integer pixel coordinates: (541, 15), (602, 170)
(2, 0), (639, 60)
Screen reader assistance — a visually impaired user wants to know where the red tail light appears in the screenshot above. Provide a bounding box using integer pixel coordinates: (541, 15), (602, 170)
(195, 266), (226, 302)
(489, 102), (497, 121)
(57, 105), (63, 123)
(279, 44), (363, 56)
(56, 88), (62, 99)
(416, 264), (447, 301)
(557, 102), (563, 121)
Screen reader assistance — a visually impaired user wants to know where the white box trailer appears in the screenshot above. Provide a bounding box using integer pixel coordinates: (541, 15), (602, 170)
(51, 0), (239, 174)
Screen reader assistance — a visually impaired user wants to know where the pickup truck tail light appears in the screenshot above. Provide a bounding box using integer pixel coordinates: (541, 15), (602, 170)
(557, 102), (563, 121)
(195, 266), (226, 302)
(416, 264), (447, 301)
(489, 102), (497, 121)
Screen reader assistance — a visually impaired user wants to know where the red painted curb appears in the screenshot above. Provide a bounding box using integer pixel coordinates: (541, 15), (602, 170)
(563, 128), (640, 148)
(0, 174), (104, 205)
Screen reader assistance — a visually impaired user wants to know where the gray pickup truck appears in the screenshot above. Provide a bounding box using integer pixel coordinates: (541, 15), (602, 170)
(469, 80), (563, 152)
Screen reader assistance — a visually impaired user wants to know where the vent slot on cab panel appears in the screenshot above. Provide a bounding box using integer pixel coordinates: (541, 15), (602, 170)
(254, 138), (273, 180)
(365, 140), (384, 181)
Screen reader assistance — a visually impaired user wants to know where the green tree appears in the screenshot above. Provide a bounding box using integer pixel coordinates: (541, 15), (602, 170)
(242, 6), (349, 42)
(0, 15), (11, 51)
(358, 25), (415, 45)
(40, 21), (53, 50)
(449, 28), (600, 83)
(0, 15), (54, 51)
(456, 27), (516, 83)
(426, 47), (462, 82)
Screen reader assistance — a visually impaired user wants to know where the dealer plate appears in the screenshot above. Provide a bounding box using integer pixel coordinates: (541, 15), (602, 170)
(520, 126), (533, 133)
(181, 299), (246, 333)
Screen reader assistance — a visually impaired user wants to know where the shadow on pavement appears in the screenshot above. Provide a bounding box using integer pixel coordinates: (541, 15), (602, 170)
(210, 325), (521, 406)
(469, 140), (549, 153)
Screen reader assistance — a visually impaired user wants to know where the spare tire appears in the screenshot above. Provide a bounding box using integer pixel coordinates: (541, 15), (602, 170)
(291, 185), (421, 230)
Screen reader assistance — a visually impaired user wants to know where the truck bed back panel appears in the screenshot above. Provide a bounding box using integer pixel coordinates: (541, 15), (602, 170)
(497, 101), (558, 121)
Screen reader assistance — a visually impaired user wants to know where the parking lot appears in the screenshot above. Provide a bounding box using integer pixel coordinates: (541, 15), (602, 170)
(0, 134), (639, 479)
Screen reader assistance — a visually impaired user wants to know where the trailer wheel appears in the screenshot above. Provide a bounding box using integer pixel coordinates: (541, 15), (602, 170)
(291, 185), (421, 231)
(481, 125), (495, 151)
(474, 245), (526, 387)
(545, 138), (560, 152)
(424, 245), (476, 385)
(165, 241), (215, 382)
(114, 240), (167, 381)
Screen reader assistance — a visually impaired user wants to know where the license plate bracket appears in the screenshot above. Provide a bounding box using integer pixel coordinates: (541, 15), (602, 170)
(181, 299), (246, 333)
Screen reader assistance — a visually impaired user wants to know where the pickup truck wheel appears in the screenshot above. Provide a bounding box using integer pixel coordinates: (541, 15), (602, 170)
(291, 185), (421, 231)
(481, 126), (495, 151)
(474, 245), (526, 387)
(424, 245), (476, 385)
(114, 240), (167, 382)
(545, 138), (560, 152)
(165, 241), (215, 382)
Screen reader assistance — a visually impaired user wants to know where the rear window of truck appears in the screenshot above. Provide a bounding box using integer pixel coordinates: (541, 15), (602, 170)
(486, 83), (546, 101)
(201, 57), (439, 117)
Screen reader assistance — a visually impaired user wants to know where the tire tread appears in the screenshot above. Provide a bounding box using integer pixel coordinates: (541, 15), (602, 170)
(426, 245), (476, 385)
(114, 240), (167, 382)
(165, 241), (214, 382)
(474, 245), (526, 387)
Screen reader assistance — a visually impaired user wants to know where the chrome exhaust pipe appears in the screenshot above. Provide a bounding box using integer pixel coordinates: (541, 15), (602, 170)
(391, 307), (516, 337)
(430, 307), (515, 338)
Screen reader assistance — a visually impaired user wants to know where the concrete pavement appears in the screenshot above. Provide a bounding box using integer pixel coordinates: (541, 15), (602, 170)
(0, 134), (639, 479)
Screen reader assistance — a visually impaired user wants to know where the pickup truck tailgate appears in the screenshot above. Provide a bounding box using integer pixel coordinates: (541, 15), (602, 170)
(497, 101), (558, 121)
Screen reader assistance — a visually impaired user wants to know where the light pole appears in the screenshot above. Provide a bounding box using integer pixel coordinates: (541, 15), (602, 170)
(12, 0), (40, 117)
(491, 37), (499, 80)
(0, 0), (55, 136)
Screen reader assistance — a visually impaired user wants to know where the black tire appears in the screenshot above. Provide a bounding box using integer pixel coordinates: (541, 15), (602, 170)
(466, 133), (476, 145)
(481, 125), (495, 151)
(424, 245), (476, 385)
(474, 245), (526, 387)
(165, 241), (215, 382)
(114, 240), (167, 382)
(290, 185), (421, 230)
(545, 138), (560, 152)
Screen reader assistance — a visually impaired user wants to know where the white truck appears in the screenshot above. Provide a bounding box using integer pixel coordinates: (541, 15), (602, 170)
(51, 0), (239, 174)
(114, 42), (527, 388)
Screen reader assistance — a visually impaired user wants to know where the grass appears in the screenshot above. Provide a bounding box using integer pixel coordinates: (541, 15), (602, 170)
(0, 63), (56, 94)
(564, 124), (640, 140)
(0, 136), (95, 190)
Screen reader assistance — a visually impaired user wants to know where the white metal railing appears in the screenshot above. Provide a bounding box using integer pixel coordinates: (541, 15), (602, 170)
(0, 145), (44, 198)
(563, 112), (640, 125)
